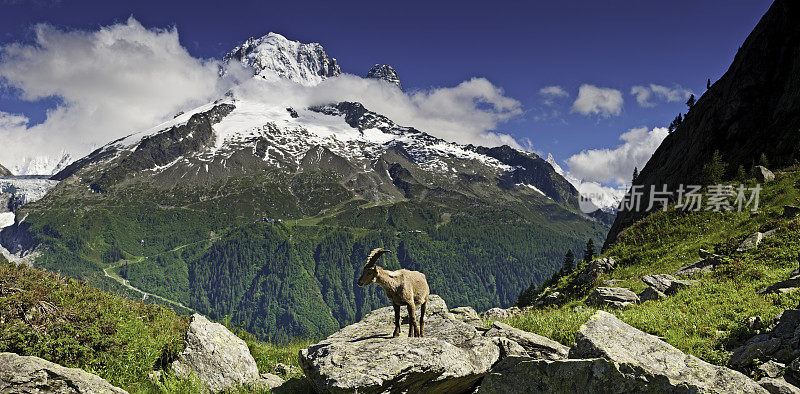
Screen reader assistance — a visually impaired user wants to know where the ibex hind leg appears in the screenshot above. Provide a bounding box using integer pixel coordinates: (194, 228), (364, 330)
(419, 297), (427, 337)
(407, 303), (418, 337)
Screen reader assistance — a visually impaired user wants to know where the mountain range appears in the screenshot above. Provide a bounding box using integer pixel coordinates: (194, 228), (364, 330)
(1, 32), (608, 341)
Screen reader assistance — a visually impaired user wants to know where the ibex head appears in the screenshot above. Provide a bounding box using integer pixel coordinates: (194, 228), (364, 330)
(357, 248), (390, 286)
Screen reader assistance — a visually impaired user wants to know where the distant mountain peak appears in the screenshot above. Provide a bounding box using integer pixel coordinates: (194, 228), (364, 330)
(224, 33), (341, 86)
(366, 64), (402, 90)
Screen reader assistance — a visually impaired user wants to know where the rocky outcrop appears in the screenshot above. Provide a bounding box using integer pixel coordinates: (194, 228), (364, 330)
(0, 164), (10, 177)
(171, 313), (261, 392)
(0, 352), (128, 393)
(574, 257), (616, 287)
(299, 295), (561, 394)
(755, 166), (776, 182)
(673, 249), (724, 277)
(606, 0), (800, 248)
(730, 309), (800, 373)
(585, 287), (638, 308)
(738, 230), (780, 252)
(366, 64), (402, 90)
(484, 321), (569, 360)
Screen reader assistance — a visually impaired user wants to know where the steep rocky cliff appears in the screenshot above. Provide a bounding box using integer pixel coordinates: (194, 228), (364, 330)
(606, 0), (800, 247)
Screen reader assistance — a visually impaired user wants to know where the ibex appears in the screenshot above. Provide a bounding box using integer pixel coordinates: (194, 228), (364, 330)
(357, 248), (430, 337)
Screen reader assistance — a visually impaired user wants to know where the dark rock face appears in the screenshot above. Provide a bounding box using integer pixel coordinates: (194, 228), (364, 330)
(366, 64), (402, 90)
(52, 104), (235, 190)
(473, 145), (580, 206)
(606, 0), (800, 248)
(0, 352), (128, 393)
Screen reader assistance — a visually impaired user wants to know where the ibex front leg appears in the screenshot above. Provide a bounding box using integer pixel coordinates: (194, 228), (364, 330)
(393, 305), (401, 338)
(407, 303), (418, 337)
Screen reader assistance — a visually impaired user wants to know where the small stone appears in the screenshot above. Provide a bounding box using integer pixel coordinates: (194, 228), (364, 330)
(759, 377), (800, 394)
(259, 373), (286, 390)
(739, 232), (766, 252)
(759, 360), (787, 378)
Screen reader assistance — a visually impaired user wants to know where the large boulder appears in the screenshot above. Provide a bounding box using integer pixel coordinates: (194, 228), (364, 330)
(171, 313), (260, 392)
(754, 166), (776, 182)
(729, 338), (783, 368)
(585, 287), (638, 309)
(484, 321), (569, 360)
(301, 295), (510, 393)
(0, 352), (128, 393)
(569, 311), (767, 393)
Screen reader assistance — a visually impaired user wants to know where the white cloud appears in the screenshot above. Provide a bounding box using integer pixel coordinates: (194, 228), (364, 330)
(571, 84), (623, 117)
(0, 18), (524, 171)
(539, 85), (568, 105)
(0, 17), (241, 171)
(565, 126), (668, 185)
(234, 73), (524, 149)
(630, 84), (692, 107)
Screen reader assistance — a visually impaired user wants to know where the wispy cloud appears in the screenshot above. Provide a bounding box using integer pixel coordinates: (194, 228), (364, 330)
(539, 85), (568, 105)
(571, 84), (623, 117)
(630, 84), (693, 107)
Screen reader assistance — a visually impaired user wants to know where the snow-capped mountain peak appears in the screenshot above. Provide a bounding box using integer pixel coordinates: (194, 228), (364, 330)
(12, 153), (73, 176)
(224, 33), (341, 86)
(545, 152), (624, 213)
(366, 64), (402, 90)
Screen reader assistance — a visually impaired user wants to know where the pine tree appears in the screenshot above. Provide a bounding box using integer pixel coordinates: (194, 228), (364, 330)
(583, 239), (595, 263)
(758, 152), (769, 168)
(736, 164), (747, 182)
(562, 250), (575, 273)
(707, 79), (711, 89)
(701, 150), (727, 184)
(686, 94), (696, 109)
(632, 167), (639, 182)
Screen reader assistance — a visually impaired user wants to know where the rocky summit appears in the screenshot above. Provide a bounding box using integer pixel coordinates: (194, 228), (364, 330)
(366, 64), (402, 90)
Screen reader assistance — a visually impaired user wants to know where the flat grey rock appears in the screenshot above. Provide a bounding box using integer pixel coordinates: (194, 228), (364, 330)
(569, 311), (767, 393)
(0, 352), (128, 394)
(484, 321), (568, 360)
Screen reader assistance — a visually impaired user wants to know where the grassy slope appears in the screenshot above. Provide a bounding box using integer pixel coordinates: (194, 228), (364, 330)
(0, 255), (307, 393)
(505, 167), (800, 365)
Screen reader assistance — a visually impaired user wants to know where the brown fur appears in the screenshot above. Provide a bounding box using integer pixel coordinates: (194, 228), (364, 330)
(357, 248), (430, 337)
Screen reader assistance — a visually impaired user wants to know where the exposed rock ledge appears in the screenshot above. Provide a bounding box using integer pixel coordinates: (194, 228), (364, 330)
(299, 295), (566, 394)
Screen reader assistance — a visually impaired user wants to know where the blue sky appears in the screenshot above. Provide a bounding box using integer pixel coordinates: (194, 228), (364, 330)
(0, 0), (773, 183)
